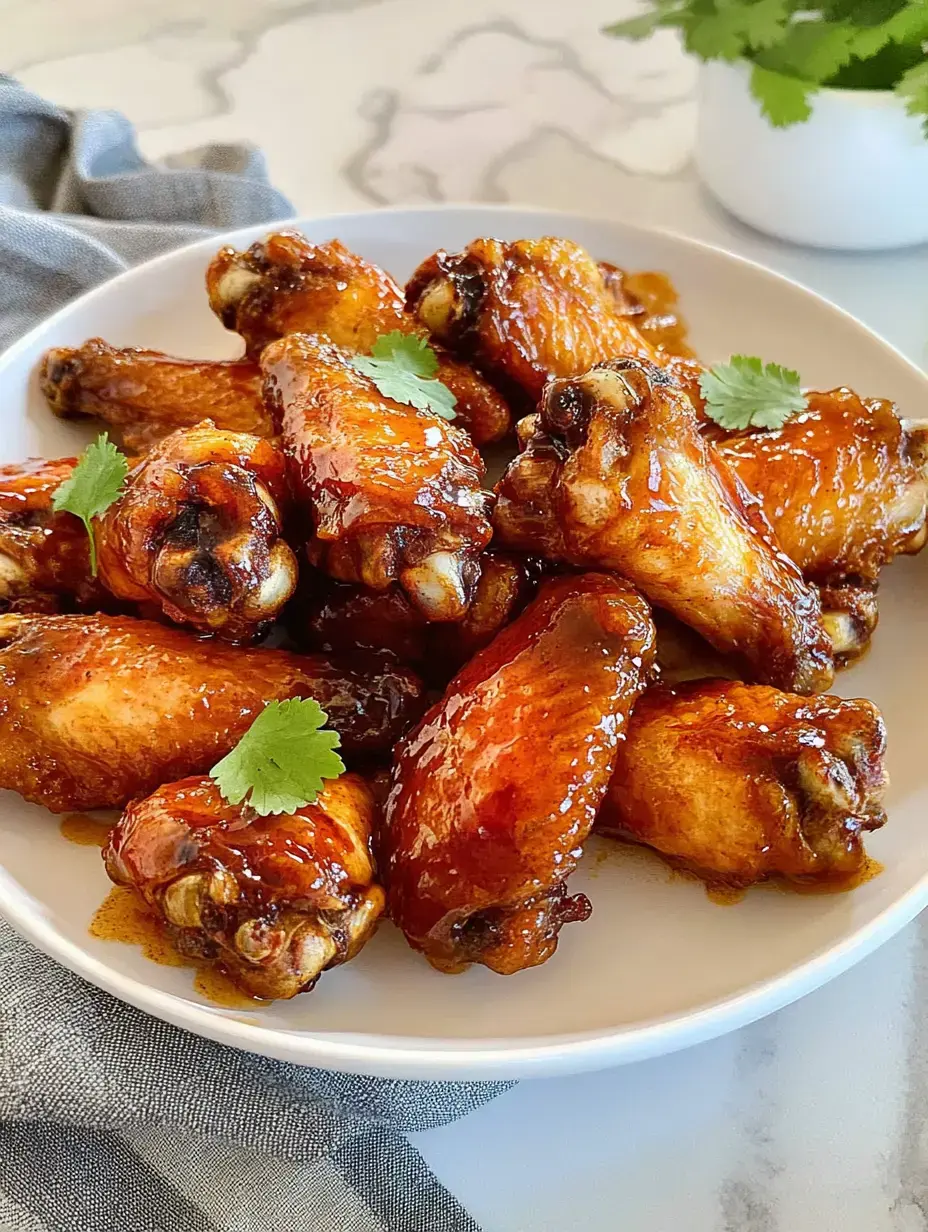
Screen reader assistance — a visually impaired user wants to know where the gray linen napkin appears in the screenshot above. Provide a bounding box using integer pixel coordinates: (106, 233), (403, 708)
(0, 76), (510, 1232)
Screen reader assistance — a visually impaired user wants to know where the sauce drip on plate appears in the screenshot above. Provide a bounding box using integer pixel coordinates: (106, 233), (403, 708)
(90, 885), (269, 1010)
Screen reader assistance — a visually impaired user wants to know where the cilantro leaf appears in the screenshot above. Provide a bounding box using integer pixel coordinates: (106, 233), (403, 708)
(750, 63), (814, 125)
(684, 7), (749, 60)
(699, 355), (809, 430)
(762, 21), (858, 81)
(728, 0), (792, 50)
(897, 61), (928, 136)
(211, 698), (345, 817)
(51, 433), (128, 575)
(351, 331), (457, 421)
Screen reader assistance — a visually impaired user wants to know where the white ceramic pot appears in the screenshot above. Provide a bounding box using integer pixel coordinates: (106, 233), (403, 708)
(696, 58), (928, 250)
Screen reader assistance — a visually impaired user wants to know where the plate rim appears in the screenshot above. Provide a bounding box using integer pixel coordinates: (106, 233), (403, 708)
(1, 203), (926, 1079)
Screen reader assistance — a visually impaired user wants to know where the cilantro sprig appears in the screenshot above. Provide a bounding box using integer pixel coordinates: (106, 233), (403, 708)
(351, 331), (457, 421)
(210, 698), (345, 817)
(52, 433), (129, 575)
(699, 355), (808, 430)
(605, 1), (928, 133)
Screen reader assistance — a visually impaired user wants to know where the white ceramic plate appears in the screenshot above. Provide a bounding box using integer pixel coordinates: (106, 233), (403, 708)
(1, 206), (926, 1081)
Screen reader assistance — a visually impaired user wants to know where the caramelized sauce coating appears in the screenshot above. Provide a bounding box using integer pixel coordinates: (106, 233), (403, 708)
(262, 333), (493, 621)
(598, 263), (696, 359)
(299, 552), (545, 684)
(205, 232), (511, 444)
(96, 422), (297, 641)
(0, 612), (424, 812)
(716, 389), (928, 583)
(406, 236), (704, 409)
(40, 339), (271, 453)
(495, 359), (834, 694)
(599, 680), (888, 888)
(0, 457), (101, 610)
(383, 573), (656, 975)
(104, 773), (384, 1000)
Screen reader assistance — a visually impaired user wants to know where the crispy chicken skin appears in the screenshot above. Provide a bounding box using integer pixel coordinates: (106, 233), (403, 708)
(205, 232), (511, 444)
(406, 236), (704, 409)
(104, 774), (384, 1000)
(40, 339), (271, 453)
(495, 359), (834, 694)
(300, 552), (545, 682)
(96, 422), (297, 641)
(0, 457), (101, 610)
(262, 333), (494, 621)
(383, 573), (656, 975)
(716, 389), (928, 583)
(599, 680), (888, 888)
(0, 613), (423, 812)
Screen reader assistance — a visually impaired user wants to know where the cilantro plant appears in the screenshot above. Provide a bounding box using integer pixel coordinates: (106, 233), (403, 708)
(605, 1), (928, 132)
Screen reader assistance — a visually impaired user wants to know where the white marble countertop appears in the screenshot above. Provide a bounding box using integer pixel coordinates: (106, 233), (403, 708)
(6, 2), (928, 1228)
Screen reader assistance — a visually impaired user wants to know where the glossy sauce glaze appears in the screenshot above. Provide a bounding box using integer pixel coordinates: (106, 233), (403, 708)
(495, 359), (834, 694)
(716, 388), (928, 582)
(406, 236), (705, 410)
(383, 573), (657, 975)
(0, 457), (101, 608)
(0, 612), (424, 813)
(600, 679), (888, 888)
(39, 339), (271, 453)
(261, 332), (494, 620)
(204, 231), (510, 444)
(96, 422), (297, 642)
(104, 773), (385, 1000)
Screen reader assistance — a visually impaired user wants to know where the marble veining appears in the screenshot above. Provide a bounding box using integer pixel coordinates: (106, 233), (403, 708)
(4, 3), (928, 1229)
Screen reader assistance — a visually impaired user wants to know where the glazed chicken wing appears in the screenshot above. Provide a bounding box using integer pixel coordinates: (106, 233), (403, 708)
(599, 680), (888, 888)
(716, 388), (928, 583)
(406, 236), (704, 409)
(300, 552), (545, 683)
(40, 339), (271, 453)
(0, 613), (423, 812)
(262, 333), (493, 621)
(104, 773), (384, 1000)
(383, 573), (656, 975)
(495, 358), (834, 694)
(206, 232), (511, 444)
(0, 457), (101, 611)
(96, 422), (297, 641)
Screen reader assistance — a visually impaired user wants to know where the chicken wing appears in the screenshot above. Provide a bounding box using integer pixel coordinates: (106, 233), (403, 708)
(495, 358), (834, 693)
(406, 236), (704, 409)
(40, 339), (271, 453)
(0, 613), (423, 812)
(261, 332), (493, 621)
(104, 773), (384, 1000)
(205, 232), (511, 444)
(716, 388), (928, 583)
(383, 573), (656, 975)
(96, 422), (297, 641)
(300, 552), (545, 682)
(0, 457), (101, 611)
(599, 680), (888, 888)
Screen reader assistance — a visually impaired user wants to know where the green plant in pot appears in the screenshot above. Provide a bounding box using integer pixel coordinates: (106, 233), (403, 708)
(606, 2), (928, 250)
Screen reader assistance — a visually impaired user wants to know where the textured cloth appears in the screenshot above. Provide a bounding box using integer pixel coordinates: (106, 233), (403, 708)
(0, 77), (508, 1232)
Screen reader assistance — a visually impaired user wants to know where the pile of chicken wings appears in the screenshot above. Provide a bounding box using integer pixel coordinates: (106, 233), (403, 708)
(1, 230), (923, 1001)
